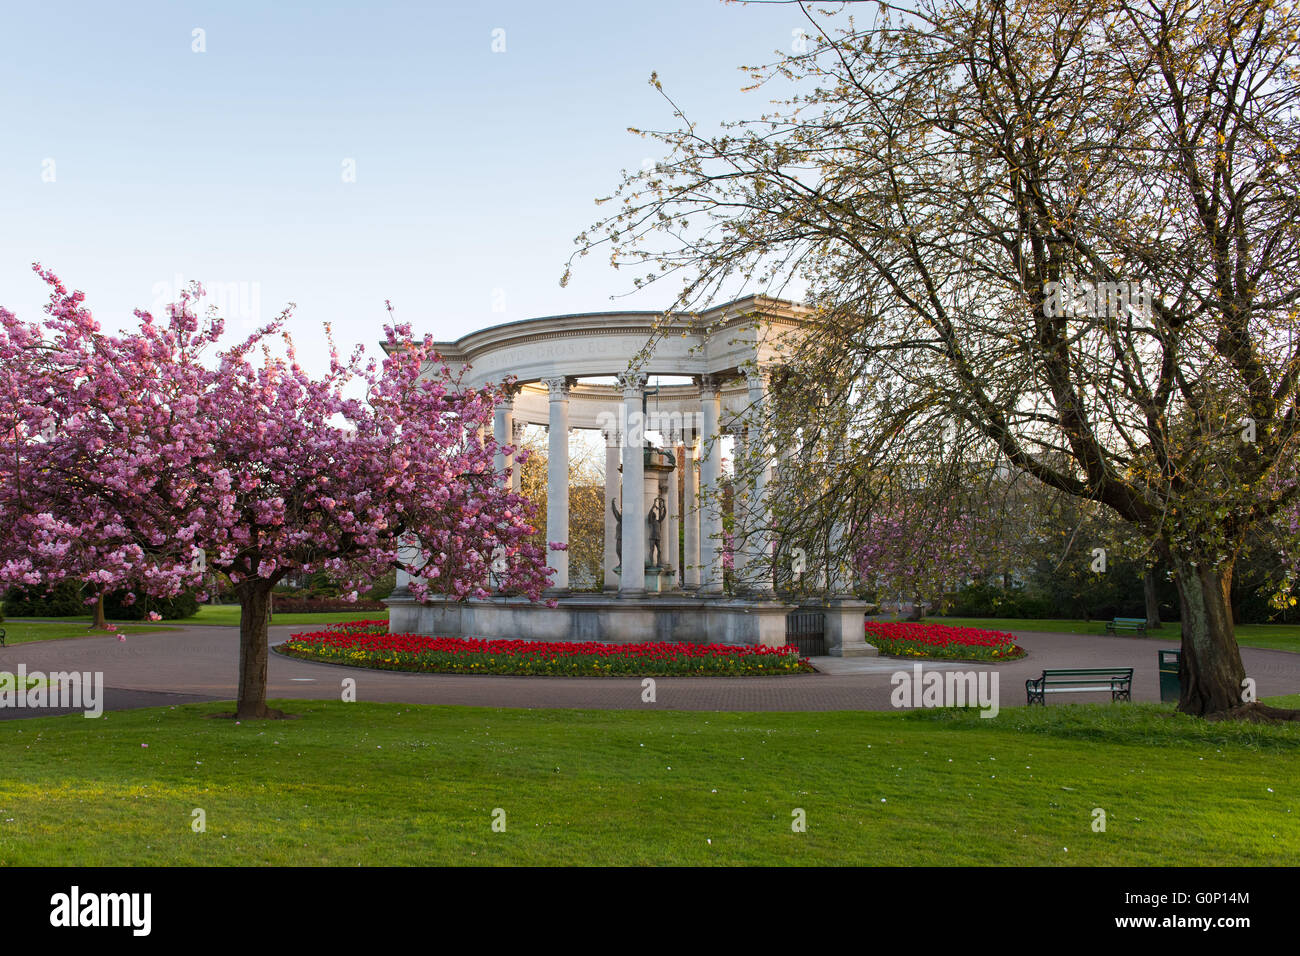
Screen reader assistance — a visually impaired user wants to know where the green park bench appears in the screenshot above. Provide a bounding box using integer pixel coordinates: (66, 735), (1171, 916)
(1104, 617), (1148, 635)
(0, 627), (5, 647)
(1025, 667), (1134, 705)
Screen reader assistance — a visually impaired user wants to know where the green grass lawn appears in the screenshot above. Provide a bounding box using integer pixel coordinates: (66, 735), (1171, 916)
(0, 620), (178, 644)
(0, 700), (1295, 866)
(929, 616), (1300, 653)
(189, 605), (389, 628)
(0, 605), (388, 639)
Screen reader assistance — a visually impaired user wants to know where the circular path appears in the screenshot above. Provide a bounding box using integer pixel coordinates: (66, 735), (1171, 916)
(2, 623), (1298, 717)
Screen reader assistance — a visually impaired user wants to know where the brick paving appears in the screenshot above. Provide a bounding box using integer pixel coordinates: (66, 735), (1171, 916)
(0, 623), (1297, 717)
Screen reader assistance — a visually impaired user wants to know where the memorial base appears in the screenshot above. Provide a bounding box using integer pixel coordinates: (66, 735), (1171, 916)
(386, 592), (792, 647)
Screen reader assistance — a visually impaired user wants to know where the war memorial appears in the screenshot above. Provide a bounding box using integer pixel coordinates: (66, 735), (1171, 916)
(384, 295), (874, 657)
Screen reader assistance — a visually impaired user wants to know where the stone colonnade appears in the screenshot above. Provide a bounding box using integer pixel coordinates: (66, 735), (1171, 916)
(487, 369), (776, 596)
(386, 296), (876, 655)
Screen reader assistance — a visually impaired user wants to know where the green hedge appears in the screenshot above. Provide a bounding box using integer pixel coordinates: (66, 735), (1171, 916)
(2, 581), (199, 620)
(947, 582), (1056, 619)
(2, 581), (88, 617)
(103, 589), (199, 621)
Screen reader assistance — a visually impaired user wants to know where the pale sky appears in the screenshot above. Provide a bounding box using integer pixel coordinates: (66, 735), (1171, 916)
(1, 0), (808, 377)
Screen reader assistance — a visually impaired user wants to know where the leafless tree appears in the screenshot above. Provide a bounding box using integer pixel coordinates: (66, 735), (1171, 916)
(569, 0), (1300, 717)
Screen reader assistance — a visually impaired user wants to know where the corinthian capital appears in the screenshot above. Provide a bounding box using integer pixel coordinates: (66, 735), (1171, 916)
(542, 376), (570, 399)
(617, 370), (647, 397)
(744, 367), (770, 392)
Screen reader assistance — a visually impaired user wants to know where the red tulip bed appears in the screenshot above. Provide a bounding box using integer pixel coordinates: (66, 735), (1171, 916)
(863, 621), (1026, 661)
(279, 622), (814, 676)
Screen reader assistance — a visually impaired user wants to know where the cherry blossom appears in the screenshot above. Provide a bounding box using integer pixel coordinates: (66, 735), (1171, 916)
(0, 266), (554, 717)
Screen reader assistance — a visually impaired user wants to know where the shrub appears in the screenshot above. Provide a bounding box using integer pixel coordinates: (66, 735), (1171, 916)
(103, 590), (200, 620)
(948, 582), (1054, 619)
(3, 582), (200, 619)
(3, 581), (88, 617)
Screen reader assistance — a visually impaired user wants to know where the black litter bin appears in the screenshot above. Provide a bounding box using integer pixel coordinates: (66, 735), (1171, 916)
(1158, 649), (1181, 703)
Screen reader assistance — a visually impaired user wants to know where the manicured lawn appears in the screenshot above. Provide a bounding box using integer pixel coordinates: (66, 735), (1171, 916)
(190, 605), (389, 628)
(1264, 693), (1300, 708)
(0, 620), (178, 644)
(928, 616), (1132, 635)
(0, 701), (1295, 866)
(1233, 625), (1300, 652)
(928, 616), (1300, 653)
(0, 605), (389, 635)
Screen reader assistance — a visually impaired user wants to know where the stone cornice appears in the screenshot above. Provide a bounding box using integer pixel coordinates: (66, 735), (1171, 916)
(383, 295), (812, 368)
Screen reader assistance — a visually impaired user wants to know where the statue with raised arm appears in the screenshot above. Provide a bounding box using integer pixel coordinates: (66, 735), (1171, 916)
(647, 496), (667, 566)
(611, 497), (622, 563)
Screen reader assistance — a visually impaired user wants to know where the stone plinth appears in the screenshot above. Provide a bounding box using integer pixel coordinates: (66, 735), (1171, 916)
(386, 592), (793, 647)
(823, 599), (878, 657)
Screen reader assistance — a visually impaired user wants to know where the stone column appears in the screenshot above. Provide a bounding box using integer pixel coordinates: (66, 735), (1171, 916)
(812, 524), (829, 593)
(682, 432), (701, 590)
(511, 420), (525, 494)
(543, 377), (570, 592)
(775, 426), (799, 590)
(391, 534), (419, 599)
(664, 426), (680, 589)
(730, 423), (750, 590)
(828, 518), (852, 596)
(746, 370), (775, 598)
(618, 371), (647, 596)
(698, 375), (724, 595)
(602, 422), (621, 592)
(493, 396), (514, 480)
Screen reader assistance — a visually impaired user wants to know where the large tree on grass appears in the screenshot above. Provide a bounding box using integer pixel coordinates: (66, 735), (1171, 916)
(0, 267), (552, 717)
(570, 0), (1300, 717)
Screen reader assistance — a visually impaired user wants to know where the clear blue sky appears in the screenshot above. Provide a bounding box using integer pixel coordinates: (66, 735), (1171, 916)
(0, 0), (805, 374)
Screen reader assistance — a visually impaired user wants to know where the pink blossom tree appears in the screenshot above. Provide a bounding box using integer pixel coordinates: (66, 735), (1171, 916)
(0, 266), (552, 718)
(854, 498), (989, 621)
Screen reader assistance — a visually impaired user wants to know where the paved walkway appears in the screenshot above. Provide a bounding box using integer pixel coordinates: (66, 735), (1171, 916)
(1, 624), (1298, 717)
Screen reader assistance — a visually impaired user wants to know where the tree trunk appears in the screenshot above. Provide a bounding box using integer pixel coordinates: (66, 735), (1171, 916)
(1143, 568), (1162, 629)
(91, 594), (108, 630)
(1173, 558), (1246, 716)
(236, 581), (281, 719)
(907, 591), (924, 622)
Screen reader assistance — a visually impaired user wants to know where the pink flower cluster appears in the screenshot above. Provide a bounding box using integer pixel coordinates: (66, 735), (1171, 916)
(0, 266), (555, 609)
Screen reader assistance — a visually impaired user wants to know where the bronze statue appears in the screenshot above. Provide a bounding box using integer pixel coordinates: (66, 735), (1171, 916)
(611, 493), (668, 567)
(647, 496), (666, 566)
(611, 497), (622, 562)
